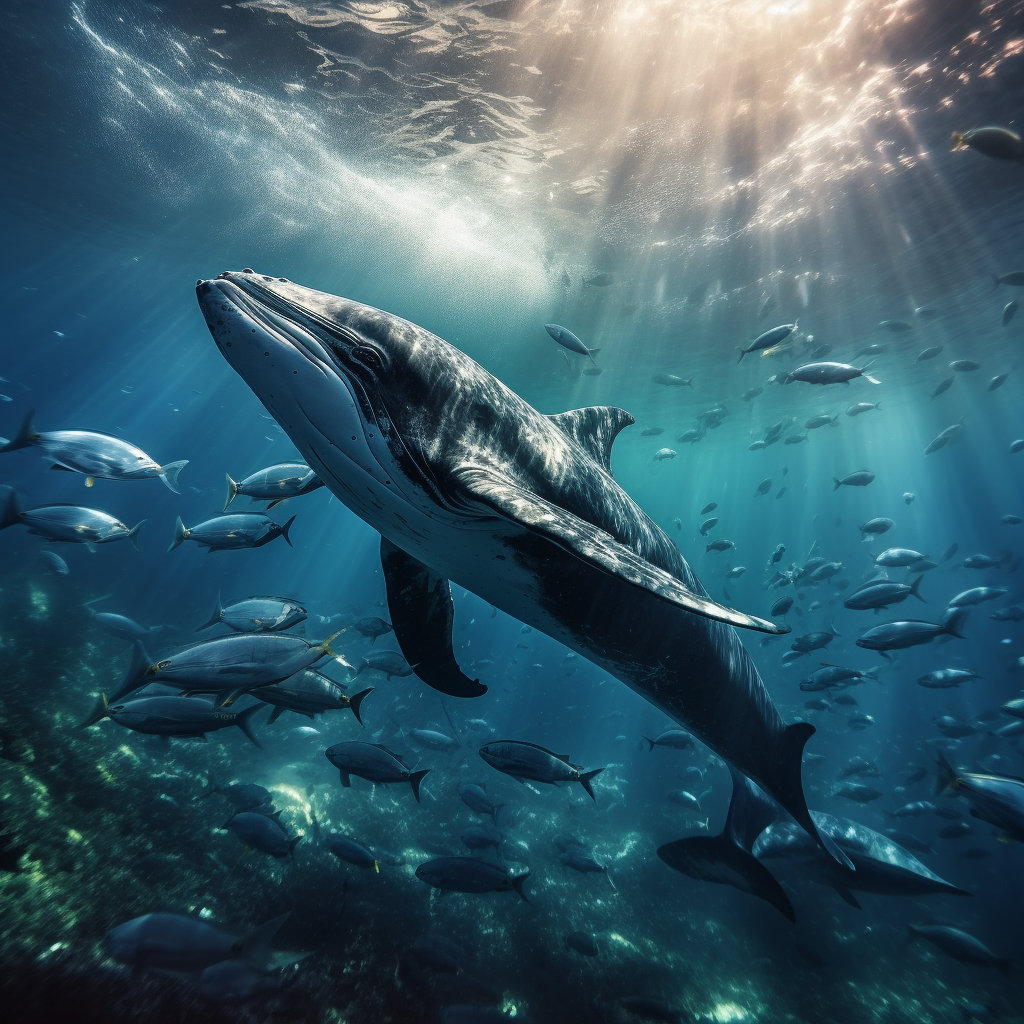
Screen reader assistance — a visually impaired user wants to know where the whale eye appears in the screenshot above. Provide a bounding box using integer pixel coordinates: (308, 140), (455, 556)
(353, 345), (387, 372)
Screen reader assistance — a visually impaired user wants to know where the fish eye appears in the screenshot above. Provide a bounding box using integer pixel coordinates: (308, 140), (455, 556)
(352, 346), (387, 372)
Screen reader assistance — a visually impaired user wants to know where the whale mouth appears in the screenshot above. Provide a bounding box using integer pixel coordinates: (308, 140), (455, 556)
(200, 275), (354, 377)
(197, 271), (458, 518)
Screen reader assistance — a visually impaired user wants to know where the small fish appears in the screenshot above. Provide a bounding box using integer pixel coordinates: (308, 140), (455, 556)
(38, 550), (69, 575)
(988, 373), (1008, 391)
(584, 272), (614, 287)
(915, 346), (943, 363)
(653, 448), (677, 461)
(787, 362), (880, 385)
(544, 324), (599, 365)
(952, 126), (1024, 162)
(706, 539), (734, 553)
(1001, 301), (1018, 326)
(0, 411), (187, 491)
(949, 359), (980, 372)
(739, 324), (796, 362)
(700, 502), (717, 515)
(224, 463), (322, 509)
(930, 376), (954, 399)
(652, 373), (694, 388)
(846, 401), (880, 416)
(878, 319), (913, 333)
(834, 783), (883, 802)
(833, 470), (874, 490)
(415, 857), (530, 899)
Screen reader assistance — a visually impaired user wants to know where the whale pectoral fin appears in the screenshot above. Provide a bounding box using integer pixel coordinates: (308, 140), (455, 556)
(380, 537), (487, 698)
(456, 468), (790, 635)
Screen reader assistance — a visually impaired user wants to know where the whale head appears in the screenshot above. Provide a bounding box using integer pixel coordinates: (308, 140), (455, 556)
(196, 269), (508, 524)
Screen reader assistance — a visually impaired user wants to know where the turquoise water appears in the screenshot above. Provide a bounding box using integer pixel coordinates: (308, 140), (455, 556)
(1, 2), (1023, 1022)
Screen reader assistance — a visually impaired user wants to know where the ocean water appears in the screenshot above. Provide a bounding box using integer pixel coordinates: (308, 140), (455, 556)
(1, 2), (1023, 1022)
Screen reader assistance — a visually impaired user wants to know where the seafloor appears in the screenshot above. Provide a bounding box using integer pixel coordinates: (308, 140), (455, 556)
(0, 570), (1018, 1024)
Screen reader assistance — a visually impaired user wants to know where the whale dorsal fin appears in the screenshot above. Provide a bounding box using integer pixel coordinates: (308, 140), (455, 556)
(456, 466), (791, 635)
(547, 407), (634, 474)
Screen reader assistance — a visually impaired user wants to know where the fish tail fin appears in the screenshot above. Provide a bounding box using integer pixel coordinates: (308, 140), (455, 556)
(287, 836), (302, 857)
(941, 605), (969, 639)
(280, 515), (296, 547)
(235, 703), (264, 748)
(737, 349), (746, 363)
(909, 574), (926, 603)
(950, 131), (966, 151)
(239, 912), (290, 965)
(82, 692), (111, 727)
(224, 473), (238, 510)
(935, 750), (960, 795)
(267, 706), (286, 725)
(0, 409), (38, 453)
(0, 488), (22, 530)
(579, 767), (604, 801)
(657, 835), (795, 921)
(159, 460), (188, 494)
(770, 721), (854, 869)
(348, 687), (373, 725)
(832, 478), (841, 491)
(168, 516), (189, 552)
(127, 520), (146, 552)
(510, 870), (531, 903)
(643, 735), (655, 751)
(81, 640), (153, 729)
(319, 630), (343, 658)
(196, 591), (224, 631)
(409, 768), (429, 802)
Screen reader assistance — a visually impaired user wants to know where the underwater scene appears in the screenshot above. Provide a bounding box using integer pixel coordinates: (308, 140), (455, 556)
(2, 2), (1024, 1022)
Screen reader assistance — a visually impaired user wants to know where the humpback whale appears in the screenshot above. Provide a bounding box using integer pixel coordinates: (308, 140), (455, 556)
(195, 269), (846, 867)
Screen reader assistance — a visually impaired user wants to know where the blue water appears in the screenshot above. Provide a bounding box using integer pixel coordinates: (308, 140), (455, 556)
(2, 2), (1024, 1022)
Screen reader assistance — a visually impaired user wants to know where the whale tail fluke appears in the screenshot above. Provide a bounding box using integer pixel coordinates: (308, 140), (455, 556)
(657, 835), (795, 922)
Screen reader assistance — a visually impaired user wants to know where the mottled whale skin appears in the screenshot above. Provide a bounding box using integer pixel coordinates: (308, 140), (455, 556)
(196, 270), (842, 864)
